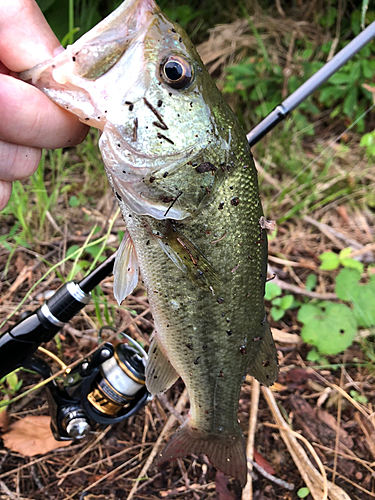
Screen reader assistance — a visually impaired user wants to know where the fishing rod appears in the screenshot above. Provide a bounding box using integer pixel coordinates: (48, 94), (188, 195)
(0, 19), (374, 441)
(247, 20), (375, 147)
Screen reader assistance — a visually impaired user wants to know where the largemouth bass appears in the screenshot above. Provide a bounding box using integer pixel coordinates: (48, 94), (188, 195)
(20, 0), (278, 485)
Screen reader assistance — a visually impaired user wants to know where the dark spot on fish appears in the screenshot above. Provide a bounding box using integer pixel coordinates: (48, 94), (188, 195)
(218, 202), (224, 210)
(219, 370), (224, 377)
(171, 28), (176, 33)
(179, 37), (182, 42)
(195, 162), (217, 174)
(186, 343), (193, 350)
(217, 298), (224, 304)
(154, 375), (158, 379)
(133, 117), (138, 141)
(157, 100), (163, 107)
(157, 132), (175, 145)
(194, 357), (201, 365)
(163, 172), (168, 178)
(253, 336), (261, 342)
(222, 313), (225, 317)
(84, 117), (90, 121)
(226, 318), (230, 323)
(226, 330), (233, 336)
(160, 195), (175, 203)
(166, 324), (170, 327)
(248, 255), (253, 260)
(205, 410), (209, 414)
(149, 176), (156, 183)
(169, 92), (172, 97)
(231, 197), (240, 206)
(52, 64), (56, 68)
(202, 345), (207, 351)
(229, 186), (233, 190)
(72, 56), (76, 62)
(115, 192), (122, 201)
(190, 102), (193, 107)
(146, 240), (150, 246)
(240, 346), (247, 355)
(260, 273), (264, 278)
(129, 104), (134, 111)
(117, 143), (121, 148)
(128, 214), (132, 217)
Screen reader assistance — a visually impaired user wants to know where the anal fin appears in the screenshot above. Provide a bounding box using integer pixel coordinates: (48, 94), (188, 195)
(247, 318), (278, 386)
(113, 230), (139, 305)
(145, 336), (179, 395)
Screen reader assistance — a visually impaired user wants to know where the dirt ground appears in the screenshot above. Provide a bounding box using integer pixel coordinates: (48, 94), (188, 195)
(1, 196), (375, 499)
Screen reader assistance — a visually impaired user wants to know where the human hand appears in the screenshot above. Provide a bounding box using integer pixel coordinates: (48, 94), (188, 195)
(0, 0), (89, 210)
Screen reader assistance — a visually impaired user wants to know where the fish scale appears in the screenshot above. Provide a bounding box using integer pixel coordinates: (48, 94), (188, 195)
(19, 0), (278, 485)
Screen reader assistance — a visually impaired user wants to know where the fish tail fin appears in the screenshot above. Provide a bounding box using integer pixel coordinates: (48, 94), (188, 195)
(158, 422), (247, 486)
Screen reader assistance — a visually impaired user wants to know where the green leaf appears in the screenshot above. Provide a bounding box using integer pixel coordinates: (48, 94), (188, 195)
(305, 274), (317, 291)
(336, 271), (375, 328)
(340, 258), (364, 274)
(343, 86), (358, 117)
(6, 372), (19, 392)
(279, 295), (294, 310)
(69, 195), (80, 207)
(319, 251), (340, 270)
(66, 244), (80, 260)
(271, 306), (285, 322)
(265, 282), (282, 301)
(306, 349), (322, 362)
(339, 248), (352, 260)
(298, 302), (357, 355)
(297, 487), (310, 498)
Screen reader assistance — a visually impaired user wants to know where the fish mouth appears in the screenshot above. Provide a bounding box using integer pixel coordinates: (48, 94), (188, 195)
(18, 0), (160, 86)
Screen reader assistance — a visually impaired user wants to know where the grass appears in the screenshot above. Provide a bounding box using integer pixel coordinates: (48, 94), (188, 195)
(0, 2), (374, 498)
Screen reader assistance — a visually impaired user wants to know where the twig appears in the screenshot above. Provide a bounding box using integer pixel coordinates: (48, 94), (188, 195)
(126, 388), (189, 500)
(304, 216), (374, 263)
(242, 377), (260, 500)
(248, 459), (294, 490)
(158, 394), (185, 424)
(268, 265), (337, 300)
(324, 465), (375, 498)
(0, 480), (27, 500)
(262, 386), (351, 500)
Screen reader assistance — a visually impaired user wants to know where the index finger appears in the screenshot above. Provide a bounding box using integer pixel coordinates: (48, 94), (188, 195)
(0, 0), (62, 71)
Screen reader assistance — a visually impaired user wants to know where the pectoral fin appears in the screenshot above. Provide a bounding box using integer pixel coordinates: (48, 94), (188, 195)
(247, 319), (278, 386)
(113, 230), (139, 305)
(145, 336), (179, 395)
(157, 223), (220, 292)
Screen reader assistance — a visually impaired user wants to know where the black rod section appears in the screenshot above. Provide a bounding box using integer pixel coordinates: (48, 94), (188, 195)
(247, 20), (375, 147)
(78, 250), (118, 293)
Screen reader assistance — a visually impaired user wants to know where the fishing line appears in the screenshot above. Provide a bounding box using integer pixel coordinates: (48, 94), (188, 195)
(263, 102), (375, 203)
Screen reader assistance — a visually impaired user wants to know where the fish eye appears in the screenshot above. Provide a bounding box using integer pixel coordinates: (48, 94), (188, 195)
(161, 55), (194, 90)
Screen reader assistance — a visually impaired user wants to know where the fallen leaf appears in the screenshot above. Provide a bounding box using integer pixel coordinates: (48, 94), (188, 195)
(215, 471), (235, 500)
(2, 415), (71, 456)
(0, 406), (9, 432)
(253, 449), (275, 475)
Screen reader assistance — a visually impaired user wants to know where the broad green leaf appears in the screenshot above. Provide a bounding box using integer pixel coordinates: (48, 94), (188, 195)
(305, 273), (317, 291)
(299, 302), (357, 355)
(339, 248), (352, 259)
(265, 281), (282, 301)
(319, 251), (340, 270)
(271, 306), (285, 322)
(280, 295), (294, 310)
(66, 244), (80, 260)
(297, 487), (310, 499)
(340, 258), (364, 274)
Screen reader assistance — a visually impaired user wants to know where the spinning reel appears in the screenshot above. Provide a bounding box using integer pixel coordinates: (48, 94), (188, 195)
(0, 252), (151, 440)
